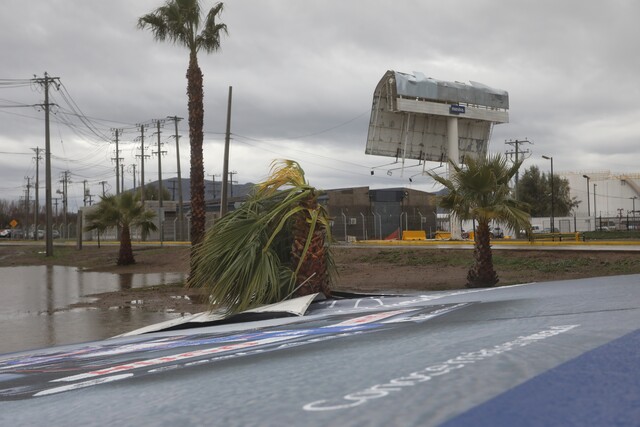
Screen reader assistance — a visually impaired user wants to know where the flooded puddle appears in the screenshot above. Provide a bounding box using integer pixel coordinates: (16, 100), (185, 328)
(0, 266), (187, 354)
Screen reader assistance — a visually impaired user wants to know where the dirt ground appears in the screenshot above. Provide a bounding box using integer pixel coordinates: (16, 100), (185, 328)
(1, 243), (639, 314)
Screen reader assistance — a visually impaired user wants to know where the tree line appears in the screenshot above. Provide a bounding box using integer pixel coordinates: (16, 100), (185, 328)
(516, 165), (580, 217)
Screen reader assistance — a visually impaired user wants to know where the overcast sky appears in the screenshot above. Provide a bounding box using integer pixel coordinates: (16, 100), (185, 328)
(1, 0), (639, 211)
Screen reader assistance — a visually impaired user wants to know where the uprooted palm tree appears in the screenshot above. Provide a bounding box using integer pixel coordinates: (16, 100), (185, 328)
(138, 0), (228, 272)
(84, 192), (158, 265)
(188, 160), (334, 314)
(429, 154), (531, 287)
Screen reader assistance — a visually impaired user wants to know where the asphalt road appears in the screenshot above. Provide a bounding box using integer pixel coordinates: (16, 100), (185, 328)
(1, 274), (639, 426)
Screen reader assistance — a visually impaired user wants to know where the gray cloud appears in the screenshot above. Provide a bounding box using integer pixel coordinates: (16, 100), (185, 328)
(1, 0), (639, 209)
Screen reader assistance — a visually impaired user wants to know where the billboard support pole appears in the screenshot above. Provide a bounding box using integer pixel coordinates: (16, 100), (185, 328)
(400, 113), (411, 177)
(447, 116), (462, 239)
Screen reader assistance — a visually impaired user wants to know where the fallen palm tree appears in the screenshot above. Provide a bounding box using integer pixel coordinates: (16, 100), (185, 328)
(188, 160), (334, 314)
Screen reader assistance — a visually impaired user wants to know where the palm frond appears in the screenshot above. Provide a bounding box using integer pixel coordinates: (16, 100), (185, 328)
(197, 2), (227, 53)
(256, 159), (308, 197)
(138, 0), (223, 54)
(189, 208), (295, 314)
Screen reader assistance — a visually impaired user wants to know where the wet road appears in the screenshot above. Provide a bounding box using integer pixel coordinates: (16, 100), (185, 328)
(1, 273), (638, 426)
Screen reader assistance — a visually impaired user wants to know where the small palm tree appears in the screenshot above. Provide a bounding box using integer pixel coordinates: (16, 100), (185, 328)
(84, 193), (158, 265)
(188, 160), (334, 314)
(429, 154), (531, 287)
(138, 0), (228, 269)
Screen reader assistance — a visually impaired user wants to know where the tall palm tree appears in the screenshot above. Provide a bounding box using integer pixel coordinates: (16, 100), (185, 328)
(84, 192), (158, 265)
(138, 0), (228, 270)
(188, 160), (334, 314)
(429, 154), (531, 287)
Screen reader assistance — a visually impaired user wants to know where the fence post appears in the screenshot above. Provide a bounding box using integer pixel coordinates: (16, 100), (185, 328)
(360, 212), (367, 240)
(372, 211), (377, 240)
(399, 212), (407, 239)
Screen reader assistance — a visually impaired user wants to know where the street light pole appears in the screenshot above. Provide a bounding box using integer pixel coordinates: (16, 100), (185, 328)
(542, 155), (554, 232)
(594, 183), (598, 231)
(582, 175), (590, 217)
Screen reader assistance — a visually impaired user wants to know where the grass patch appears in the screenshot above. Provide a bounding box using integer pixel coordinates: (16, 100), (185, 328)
(356, 249), (640, 277)
(494, 253), (640, 274)
(356, 249), (471, 267)
(493, 255), (593, 273)
(599, 258), (640, 274)
(583, 231), (640, 240)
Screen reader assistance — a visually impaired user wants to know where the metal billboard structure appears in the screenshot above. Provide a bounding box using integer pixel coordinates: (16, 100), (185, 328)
(366, 70), (509, 173)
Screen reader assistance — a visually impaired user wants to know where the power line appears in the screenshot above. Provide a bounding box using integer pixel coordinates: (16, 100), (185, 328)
(55, 82), (112, 142)
(0, 151), (33, 155)
(231, 110), (369, 142)
(231, 133), (371, 171)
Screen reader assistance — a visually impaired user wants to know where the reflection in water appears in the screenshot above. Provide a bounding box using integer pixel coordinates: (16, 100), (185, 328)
(118, 274), (134, 326)
(46, 265), (54, 348)
(0, 266), (187, 355)
(119, 273), (133, 290)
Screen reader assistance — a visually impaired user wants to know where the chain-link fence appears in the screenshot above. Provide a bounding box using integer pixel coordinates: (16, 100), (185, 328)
(330, 212), (437, 242)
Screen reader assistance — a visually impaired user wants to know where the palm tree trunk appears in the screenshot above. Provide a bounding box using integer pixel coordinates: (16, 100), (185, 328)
(466, 220), (498, 287)
(187, 51), (206, 276)
(118, 225), (135, 265)
(292, 228), (331, 296)
(291, 203), (331, 297)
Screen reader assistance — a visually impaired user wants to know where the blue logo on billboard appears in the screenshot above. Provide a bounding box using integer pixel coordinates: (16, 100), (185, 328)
(450, 105), (465, 115)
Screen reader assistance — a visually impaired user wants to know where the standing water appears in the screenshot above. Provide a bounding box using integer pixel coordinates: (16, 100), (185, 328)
(0, 265), (187, 354)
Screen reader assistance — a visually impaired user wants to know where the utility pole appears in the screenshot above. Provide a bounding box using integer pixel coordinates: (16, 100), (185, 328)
(153, 120), (167, 244)
(136, 124), (149, 203)
(228, 170), (238, 197)
(53, 198), (59, 221)
(99, 181), (107, 197)
(82, 182), (94, 206)
(57, 170), (70, 239)
(130, 164), (137, 190)
(63, 171), (70, 238)
(167, 116), (184, 233)
(121, 164), (125, 192)
(24, 177), (31, 237)
(504, 139), (531, 200)
(111, 129), (123, 195)
(209, 173), (221, 199)
(83, 180), (87, 206)
(220, 86), (233, 216)
(169, 180), (177, 201)
(32, 147), (42, 241)
(153, 120), (167, 205)
(33, 72), (60, 256)
(617, 208), (624, 229)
